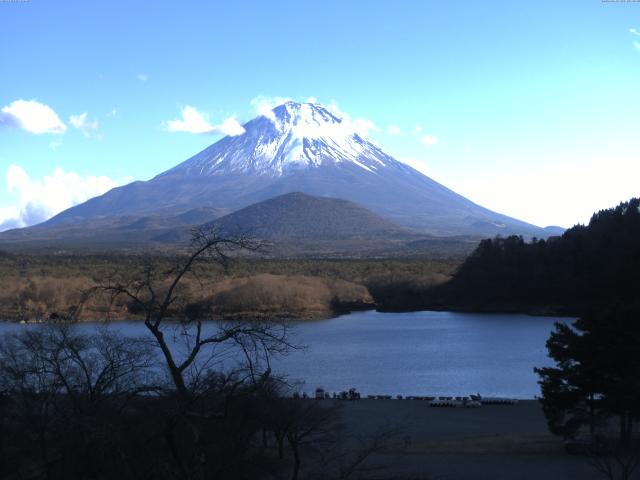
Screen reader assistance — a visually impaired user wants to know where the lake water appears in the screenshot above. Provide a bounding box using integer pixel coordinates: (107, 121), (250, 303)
(0, 310), (570, 399)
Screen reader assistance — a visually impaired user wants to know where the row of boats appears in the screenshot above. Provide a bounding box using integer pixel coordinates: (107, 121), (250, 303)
(310, 388), (518, 406)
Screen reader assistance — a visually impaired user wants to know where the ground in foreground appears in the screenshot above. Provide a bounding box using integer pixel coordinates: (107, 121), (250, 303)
(338, 399), (601, 479)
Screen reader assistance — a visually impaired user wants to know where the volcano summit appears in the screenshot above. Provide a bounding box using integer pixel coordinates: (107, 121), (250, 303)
(5, 101), (560, 248)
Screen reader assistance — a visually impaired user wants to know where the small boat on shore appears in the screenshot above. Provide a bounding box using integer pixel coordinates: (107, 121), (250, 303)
(480, 397), (519, 405)
(429, 397), (482, 408)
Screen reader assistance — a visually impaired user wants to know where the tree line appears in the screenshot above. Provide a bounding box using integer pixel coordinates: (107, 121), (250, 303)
(436, 197), (640, 312)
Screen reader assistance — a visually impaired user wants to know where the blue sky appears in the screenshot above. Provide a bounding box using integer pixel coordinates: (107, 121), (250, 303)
(1, 0), (639, 230)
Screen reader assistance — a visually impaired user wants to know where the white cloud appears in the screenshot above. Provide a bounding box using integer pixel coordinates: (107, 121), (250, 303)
(217, 116), (246, 136)
(0, 99), (67, 135)
(164, 106), (245, 136)
(69, 112), (100, 138)
(388, 125), (401, 136)
(352, 117), (379, 138)
(250, 96), (293, 122)
(0, 164), (120, 231)
(166, 106), (212, 133)
(413, 124), (439, 147)
(326, 101), (380, 138)
(137, 73), (149, 82)
(306, 96), (318, 104)
(630, 28), (640, 36)
(420, 134), (440, 147)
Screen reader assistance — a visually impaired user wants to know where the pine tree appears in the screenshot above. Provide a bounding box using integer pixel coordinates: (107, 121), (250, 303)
(536, 305), (640, 448)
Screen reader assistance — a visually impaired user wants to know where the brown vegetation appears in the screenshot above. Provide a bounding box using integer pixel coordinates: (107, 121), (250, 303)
(211, 274), (373, 319)
(0, 276), (95, 320)
(0, 253), (459, 321)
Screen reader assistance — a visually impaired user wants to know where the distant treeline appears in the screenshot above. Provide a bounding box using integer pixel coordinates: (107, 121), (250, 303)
(0, 253), (457, 321)
(429, 198), (640, 313)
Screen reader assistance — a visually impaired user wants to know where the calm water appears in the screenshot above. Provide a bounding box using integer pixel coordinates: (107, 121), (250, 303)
(0, 310), (570, 399)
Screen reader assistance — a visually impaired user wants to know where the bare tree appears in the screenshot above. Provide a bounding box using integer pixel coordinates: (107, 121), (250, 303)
(0, 324), (156, 480)
(92, 225), (298, 479)
(587, 443), (640, 480)
(96, 225), (293, 400)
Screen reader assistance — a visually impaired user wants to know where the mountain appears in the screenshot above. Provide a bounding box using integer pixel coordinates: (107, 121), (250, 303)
(0, 192), (478, 258)
(0, 208), (224, 250)
(32, 101), (558, 239)
(210, 192), (407, 240)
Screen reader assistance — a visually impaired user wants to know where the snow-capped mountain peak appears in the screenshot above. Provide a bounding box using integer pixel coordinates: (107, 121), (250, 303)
(164, 101), (398, 177)
(37, 100), (555, 239)
(269, 101), (343, 133)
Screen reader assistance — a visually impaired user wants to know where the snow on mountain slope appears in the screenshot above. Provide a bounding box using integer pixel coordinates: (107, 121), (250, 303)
(31, 100), (559, 238)
(162, 102), (403, 177)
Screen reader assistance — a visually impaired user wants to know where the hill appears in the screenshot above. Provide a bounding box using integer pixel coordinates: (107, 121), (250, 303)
(0, 193), (478, 258)
(210, 192), (406, 239)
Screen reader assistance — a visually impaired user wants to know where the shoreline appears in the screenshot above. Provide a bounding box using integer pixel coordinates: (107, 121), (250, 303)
(0, 304), (577, 324)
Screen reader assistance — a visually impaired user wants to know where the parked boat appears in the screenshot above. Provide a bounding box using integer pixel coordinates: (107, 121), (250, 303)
(480, 397), (518, 405)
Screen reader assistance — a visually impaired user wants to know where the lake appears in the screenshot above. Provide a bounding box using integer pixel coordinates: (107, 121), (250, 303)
(0, 310), (570, 399)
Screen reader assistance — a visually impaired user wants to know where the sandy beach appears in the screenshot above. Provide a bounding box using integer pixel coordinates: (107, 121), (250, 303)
(337, 399), (603, 479)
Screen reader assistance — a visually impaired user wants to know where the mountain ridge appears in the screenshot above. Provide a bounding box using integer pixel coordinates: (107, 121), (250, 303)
(0, 192), (479, 258)
(7, 100), (562, 242)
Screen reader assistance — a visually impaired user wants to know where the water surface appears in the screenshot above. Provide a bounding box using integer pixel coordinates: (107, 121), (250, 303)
(0, 310), (570, 399)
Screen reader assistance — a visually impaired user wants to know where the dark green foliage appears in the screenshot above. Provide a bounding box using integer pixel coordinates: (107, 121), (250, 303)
(535, 305), (640, 447)
(438, 198), (640, 312)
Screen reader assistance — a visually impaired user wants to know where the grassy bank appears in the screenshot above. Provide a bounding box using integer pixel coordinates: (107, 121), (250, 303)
(0, 253), (460, 321)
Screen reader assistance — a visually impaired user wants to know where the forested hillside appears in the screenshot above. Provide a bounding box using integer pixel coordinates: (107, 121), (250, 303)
(433, 198), (640, 313)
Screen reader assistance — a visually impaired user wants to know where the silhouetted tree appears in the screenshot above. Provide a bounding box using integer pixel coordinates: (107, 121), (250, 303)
(0, 324), (156, 479)
(536, 305), (640, 449)
(95, 225), (297, 479)
(435, 197), (640, 313)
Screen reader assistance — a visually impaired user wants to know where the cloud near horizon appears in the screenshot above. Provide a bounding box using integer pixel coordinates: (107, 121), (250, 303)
(420, 134), (440, 147)
(0, 99), (67, 135)
(69, 112), (100, 138)
(164, 106), (245, 136)
(0, 165), (120, 231)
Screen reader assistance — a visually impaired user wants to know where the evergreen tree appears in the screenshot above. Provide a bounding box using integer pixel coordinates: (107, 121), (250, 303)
(536, 305), (640, 447)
